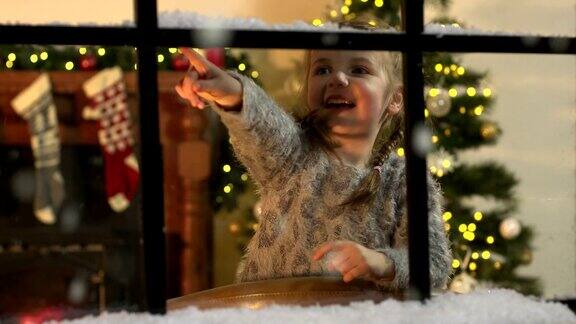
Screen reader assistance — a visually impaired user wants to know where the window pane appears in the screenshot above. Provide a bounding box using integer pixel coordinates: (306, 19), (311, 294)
(425, 53), (575, 298)
(164, 48), (429, 309)
(158, 0), (405, 31)
(425, 0), (575, 37)
(0, 45), (146, 321)
(0, 0), (133, 26)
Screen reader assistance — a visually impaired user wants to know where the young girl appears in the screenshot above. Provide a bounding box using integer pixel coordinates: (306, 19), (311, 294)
(175, 44), (452, 290)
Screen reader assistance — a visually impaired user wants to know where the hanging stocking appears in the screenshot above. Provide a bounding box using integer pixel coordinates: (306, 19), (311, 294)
(82, 67), (139, 212)
(11, 73), (65, 225)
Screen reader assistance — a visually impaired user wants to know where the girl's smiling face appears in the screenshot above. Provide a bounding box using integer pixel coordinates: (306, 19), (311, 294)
(307, 50), (389, 138)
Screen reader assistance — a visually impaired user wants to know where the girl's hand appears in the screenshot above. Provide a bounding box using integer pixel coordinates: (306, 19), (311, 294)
(174, 47), (243, 110)
(312, 240), (394, 283)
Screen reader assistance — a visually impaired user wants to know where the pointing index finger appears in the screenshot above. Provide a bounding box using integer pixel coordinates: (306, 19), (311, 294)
(179, 47), (209, 76)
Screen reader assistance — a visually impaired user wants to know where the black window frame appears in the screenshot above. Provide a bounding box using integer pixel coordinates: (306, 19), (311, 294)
(1, 0), (575, 315)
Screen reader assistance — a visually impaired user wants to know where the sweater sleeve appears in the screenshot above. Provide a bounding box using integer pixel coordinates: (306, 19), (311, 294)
(375, 171), (453, 290)
(210, 71), (307, 187)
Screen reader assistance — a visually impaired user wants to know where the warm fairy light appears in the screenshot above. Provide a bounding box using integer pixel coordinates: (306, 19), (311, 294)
(481, 251), (491, 259)
(434, 63), (443, 72)
(375, 0), (384, 8)
(448, 88), (458, 97)
(312, 19), (323, 26)
(428, 88), (440, 97)
(241, 173), (248, 181)
(494, 261), (502, 269)
(29, 54), (38, 63)
(345, 0), (352, 5)
(169, 48), (178, 53)
(466, 87), (476, 96)
(457, 67), (465, 75)
(471, 252), (479, 260)
(443, 67), (450, 75)
(7, 53), (16, 61)
(79, 47), (87, 55)
(450, 64), (457, 71)
(134, 63), (138, 70)
(452, 23), (460, 28)
(40, 52), (48, 60)
(432, 135), (439, 143)
(223, 164), (231, 173)
(459, 106), (466, 114)
(463, 231), (475, 241)
(361, 0), (368, 2)
(474, 212), (483, 221)
(444, 223), (450, 231)
(442, 159), (451, 168)
(483, 88), (492, 97)
(468, 223), (476, 232)
(424, 109), (429, 118)
(223, 185), (232, 193)
(486, 236), (495, 244)
(437, 169), (443, 177)
(65, 61), (74, 70)
(396, 147), (405, 156)
(469, 262), (477, 271)
(452, 259), (460, 268)
(341, 5), (350, 14)
(6, 61), (13, 69)
(97, 48), (106, 56)
(458, 224), (467, 233)
(238, 63), (246, 71)
(157, 54), (165, 63)
(443, 211), (453, 221)
(330, 10), (338, 18)
(430, 166), (438, 174)
(368, 20), (376, 26)
(251, 71), (259, 78)
(229, 223), (239, 234)
(474, 106), (484, 116)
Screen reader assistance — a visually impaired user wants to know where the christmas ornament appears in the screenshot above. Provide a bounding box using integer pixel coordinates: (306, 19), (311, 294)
(426, 88), (451, 117)
(449, 246), (478, 294)
(449, 272), (478, 294)
(480, 122), (497, 140)
(82, 67), (140, 212)
(499, 217), (521, 240)
(171, 54), (190, 71)
(205, 48), (225, 67)
(11, 73), (65, 225)
(79, 54), (97, 71)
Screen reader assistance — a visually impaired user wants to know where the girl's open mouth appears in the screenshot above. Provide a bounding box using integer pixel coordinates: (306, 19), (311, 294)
(324, 96), (356, 109)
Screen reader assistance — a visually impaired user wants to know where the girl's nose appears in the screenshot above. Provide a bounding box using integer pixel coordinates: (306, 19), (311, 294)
(328, 71), (349, 87)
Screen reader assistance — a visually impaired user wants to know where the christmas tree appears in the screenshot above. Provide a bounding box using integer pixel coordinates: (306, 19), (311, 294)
(318, 0), (540, 295)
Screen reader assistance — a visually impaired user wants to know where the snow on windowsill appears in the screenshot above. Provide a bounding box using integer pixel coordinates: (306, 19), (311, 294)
(64, 289), (575, 324)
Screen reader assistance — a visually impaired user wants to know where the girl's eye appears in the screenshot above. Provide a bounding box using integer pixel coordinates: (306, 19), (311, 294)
(351, 66), (370, 74)
(314, 67), (330, 75)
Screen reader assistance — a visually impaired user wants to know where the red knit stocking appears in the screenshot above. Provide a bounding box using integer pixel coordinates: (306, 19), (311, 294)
(82, 67), (139, 212)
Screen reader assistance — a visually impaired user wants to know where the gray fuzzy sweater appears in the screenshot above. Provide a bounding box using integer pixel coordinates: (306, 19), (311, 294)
(212, 73), (452, 290)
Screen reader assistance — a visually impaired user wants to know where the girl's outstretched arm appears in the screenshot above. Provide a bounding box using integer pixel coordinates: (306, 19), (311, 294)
(175, 48), (305, 187)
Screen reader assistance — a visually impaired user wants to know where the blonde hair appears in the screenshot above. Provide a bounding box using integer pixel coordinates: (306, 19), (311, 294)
(294, 21), (404, 206)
